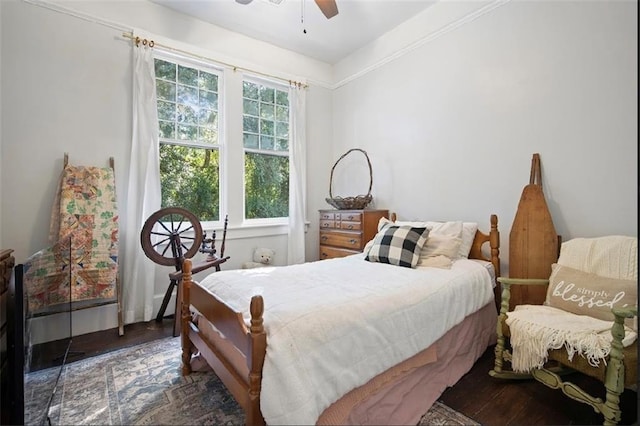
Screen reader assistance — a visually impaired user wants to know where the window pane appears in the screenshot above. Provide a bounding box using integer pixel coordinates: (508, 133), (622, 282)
(259, 86), (275, 104)
(160, 144), (220, 221)
(276, 105), (288, 121)
(276, 89), (288, 105)
(243, 81), (259, 100)
(177, 104), (197, 124)
(275, 122), (288, 139)
(177, 124), (197, 140)
(159, 121), (175, 139)
(243, 116), (259, 133)
(198, 109), (217, 129)
(156, 80), (176, 102)
(177, 85), (198, 107)
(244, 152), (289, 219)
(178, 65), (198, 86)
(200, 90), (218, 110)
(244, 133), (259, 149)
(276, 138), (289, 151)
(260, 119), (274, 136)
(260, 103), (275, 120)
(244, 99), (259, 116)
(155, 59), (176, 80)
(260, 135), (274, 150)
(200, 72), (218, 92)
(199, 127), (218, 144)
(158, 100), (176, 121)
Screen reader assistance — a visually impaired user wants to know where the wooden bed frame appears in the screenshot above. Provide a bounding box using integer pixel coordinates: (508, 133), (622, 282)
(180, 214), (501, 426)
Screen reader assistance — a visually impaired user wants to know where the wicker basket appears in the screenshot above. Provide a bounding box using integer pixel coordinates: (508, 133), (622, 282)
(325, 148), (373, 210)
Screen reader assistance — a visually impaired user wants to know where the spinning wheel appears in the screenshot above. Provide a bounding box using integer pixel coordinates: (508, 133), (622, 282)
(140, 207), (229, 336)
(140, 207), (203, 267)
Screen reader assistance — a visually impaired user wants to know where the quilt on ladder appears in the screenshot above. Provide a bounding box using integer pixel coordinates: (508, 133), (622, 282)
(25, 164), (119, 314)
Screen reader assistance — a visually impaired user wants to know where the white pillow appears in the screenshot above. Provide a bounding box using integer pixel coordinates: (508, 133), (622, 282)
(418, 234), (462, 268)
(427, 221), (477, 259)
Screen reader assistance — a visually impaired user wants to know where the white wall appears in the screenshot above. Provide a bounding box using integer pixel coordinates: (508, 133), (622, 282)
(1, 0), (637, 341)
(0, 0), (333, 341)
(331, 0), (637, 275)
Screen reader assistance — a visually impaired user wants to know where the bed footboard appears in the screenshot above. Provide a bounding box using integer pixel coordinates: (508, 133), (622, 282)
(181, 259), (267, 426)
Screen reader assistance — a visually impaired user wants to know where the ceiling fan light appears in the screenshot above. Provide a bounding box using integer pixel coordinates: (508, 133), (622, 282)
(236, 0), (254, 4)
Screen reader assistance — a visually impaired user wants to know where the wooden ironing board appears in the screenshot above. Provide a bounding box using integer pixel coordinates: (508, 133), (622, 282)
(508, 153), (560, 309)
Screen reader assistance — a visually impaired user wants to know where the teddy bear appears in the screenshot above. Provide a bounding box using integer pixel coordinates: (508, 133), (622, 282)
(241, 247), (275, 269)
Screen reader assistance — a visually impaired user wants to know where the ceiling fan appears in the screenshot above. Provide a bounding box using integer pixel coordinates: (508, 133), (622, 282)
(236, 0), (339, 20)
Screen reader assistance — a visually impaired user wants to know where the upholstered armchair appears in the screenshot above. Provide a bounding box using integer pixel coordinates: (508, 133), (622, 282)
(489, 236), (637, 425)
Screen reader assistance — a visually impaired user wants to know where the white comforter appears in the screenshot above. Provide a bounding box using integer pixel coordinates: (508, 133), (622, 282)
(198, 254), (494, 425)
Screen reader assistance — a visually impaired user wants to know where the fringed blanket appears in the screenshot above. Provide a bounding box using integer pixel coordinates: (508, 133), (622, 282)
(24, 164), (118, 314)
(506, 305), (637, 373)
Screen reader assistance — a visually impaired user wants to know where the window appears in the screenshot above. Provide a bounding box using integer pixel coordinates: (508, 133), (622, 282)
(153, 51), (294, 230)
(242, 79), (290, 220)
(154, 55), (221, 222)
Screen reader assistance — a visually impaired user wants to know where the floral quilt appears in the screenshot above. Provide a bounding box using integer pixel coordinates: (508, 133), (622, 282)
(25, 165), (118, 314)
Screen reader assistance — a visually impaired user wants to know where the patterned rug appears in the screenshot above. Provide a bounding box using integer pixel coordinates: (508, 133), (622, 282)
(25, 337), (479, 425)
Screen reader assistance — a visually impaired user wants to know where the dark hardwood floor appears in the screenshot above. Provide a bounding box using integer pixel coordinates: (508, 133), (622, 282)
(32, 318), (638, 425)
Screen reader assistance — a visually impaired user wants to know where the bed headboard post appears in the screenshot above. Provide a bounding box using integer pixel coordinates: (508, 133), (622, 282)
(489, 214), (501, 312)
(181, 259), (193, 375)
(490, 214), (501, 278)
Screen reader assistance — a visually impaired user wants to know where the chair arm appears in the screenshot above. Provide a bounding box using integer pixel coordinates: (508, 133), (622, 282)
(612, 306), (638, 319)
(496, 277), (550, 317)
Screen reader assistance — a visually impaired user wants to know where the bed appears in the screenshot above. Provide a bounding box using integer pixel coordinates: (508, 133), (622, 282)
(180, 214), (501, 425)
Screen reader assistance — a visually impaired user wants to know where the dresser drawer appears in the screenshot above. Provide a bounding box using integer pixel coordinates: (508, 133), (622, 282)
(320, 212), (336, 221)
(320, 231), (362, 250)
(338, 212), (362, 222)
(319, 219), (336, 230)
(338, 221), (361, 231)
(319, 245), (359, 259)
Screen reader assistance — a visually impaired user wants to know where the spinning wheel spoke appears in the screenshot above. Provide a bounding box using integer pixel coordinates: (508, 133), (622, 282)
(157, 220), (174, 235)
(160, 243), (172, 258)
(140, 207), (204, 267)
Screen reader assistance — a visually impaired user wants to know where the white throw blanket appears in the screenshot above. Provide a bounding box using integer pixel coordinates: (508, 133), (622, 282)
(558, 236), (637, 280)
(198, 254), (494, 425)
(506, 305), (637, 373)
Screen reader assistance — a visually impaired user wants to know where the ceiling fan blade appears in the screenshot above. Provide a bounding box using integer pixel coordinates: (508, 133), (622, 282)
(314, 0), (338, 19)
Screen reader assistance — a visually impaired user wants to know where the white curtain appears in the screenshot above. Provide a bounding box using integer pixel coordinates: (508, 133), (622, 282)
(287, 85), (307, 265)
(123, 40), (162, 323)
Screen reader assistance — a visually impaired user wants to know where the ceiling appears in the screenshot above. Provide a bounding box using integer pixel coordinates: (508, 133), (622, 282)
(150, 0), (436, 64)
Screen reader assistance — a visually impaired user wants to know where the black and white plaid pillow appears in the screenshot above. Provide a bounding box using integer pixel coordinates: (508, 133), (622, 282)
(365, 225), (430, 268)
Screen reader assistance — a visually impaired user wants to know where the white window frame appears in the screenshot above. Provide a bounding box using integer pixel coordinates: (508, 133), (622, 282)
(152, 50), (292, 238)
(153, 49), (226, 230)
(242, 74), (291, 227)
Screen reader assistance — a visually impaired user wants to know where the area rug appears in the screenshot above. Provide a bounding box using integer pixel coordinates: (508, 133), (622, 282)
(25, 337), (479, 425)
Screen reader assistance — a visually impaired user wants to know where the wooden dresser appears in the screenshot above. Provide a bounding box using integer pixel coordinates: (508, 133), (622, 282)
(319, 209), (388, 260)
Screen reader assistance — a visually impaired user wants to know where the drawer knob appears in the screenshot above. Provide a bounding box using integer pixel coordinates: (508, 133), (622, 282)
(323, 223), (329, 227)
(347, 224), (353, 229)
(321, 236), (328, 241)
(349, 239), (356, 245)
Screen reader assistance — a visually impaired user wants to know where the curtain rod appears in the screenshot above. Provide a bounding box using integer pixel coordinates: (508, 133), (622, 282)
(122, 32), (307, 89)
